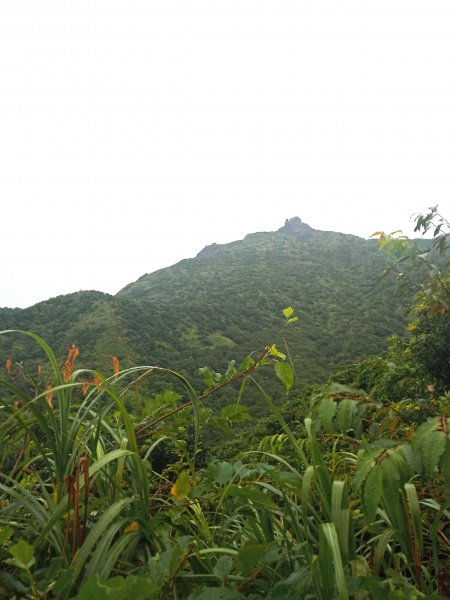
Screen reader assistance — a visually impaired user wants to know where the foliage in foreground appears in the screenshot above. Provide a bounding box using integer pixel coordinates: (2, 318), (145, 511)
(0, 320), (448, 599)
(0, 207), (449, 599)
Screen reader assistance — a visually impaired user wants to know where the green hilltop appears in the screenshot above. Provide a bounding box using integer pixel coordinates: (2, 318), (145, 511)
(0, 218), (411, 405)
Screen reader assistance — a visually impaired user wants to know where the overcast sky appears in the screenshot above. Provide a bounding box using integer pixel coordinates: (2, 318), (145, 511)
(1, 1), (449, 309)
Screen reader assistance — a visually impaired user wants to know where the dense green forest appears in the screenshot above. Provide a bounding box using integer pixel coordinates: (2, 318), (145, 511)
(0, 217), (421, 416)
(0, 207), (449, 599)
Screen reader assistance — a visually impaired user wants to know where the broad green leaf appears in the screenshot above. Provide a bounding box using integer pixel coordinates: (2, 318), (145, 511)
(274, 361), (294, 392)
(223, 484), (276, 509)
(220, 404), (251, 423)
(282, 306), (295, 319)
(270, 569), (309, 599)
(412, 418), (440, 453)
(198, 366), (215, 389)
(155, 389), (183, 405)
(208, 461), (234, 485)
(238, 356), (255, 371)
(0, 525), (13, 544)
(188, 587), (244, 600)
(171, 471), (191, 499)
(73, 574), (158, 600)
(274, 470), (303, 490)
(0, 571), (30, 595)
(225, 359), (237, 379)
(373, 528), (395, 574)
(439, 444), (450, 485)
(353, 450), (377, 491)
(336, 399), (357, 432)
(53, 567), (75, 597)
(323, 382), (365, 395)
(7, 539), (35, 569)
(380, 458), (401, 512)
(363, 466), (383, 522)
(379, 458), (405, 531)
(213, 555), (233, 582)
(319, 398), (337, 433)
(422, 430), (447, 474)
(404, 483), (423, 558)
(268, 344), (286, 360)
(236, 541), (275, 576)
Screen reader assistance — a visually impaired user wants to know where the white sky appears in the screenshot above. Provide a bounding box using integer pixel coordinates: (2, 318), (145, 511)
(1, 1), (449, 309)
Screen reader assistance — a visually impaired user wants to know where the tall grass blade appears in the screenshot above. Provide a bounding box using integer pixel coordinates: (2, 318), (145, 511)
(69, 497), (134, 589)
(320, 522), (349, 600)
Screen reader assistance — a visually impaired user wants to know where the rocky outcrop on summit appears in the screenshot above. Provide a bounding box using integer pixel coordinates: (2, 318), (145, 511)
(278, 217), (314, 240)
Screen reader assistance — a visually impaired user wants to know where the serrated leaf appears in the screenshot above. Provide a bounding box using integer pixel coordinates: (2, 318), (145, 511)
(274, 361), (294, 392)
(363, 466), (383, 523)
(422, 430), (447, 474)
(412, 418), (440, 453)
(379, 459), (403, 528)
(353, 451), (377, 491)
(336, 399), (357, 432)
(319, 398), (338, 433)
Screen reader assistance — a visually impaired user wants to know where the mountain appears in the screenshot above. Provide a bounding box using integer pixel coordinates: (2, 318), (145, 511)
(0, 218), (411, 411)
(117, 217), (408, 376)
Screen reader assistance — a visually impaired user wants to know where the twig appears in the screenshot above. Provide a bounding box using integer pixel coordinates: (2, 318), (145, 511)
(136, 347), (271, 440)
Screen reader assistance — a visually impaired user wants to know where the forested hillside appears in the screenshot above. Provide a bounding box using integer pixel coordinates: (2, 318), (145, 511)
(0, 218), (411, 400)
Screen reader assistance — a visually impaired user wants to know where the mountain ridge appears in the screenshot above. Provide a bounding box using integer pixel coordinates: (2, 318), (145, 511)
(0, 217), (412, 411)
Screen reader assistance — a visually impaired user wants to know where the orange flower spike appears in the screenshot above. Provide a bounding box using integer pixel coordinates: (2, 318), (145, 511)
(124, 521), (139, 533)
(5, 359), (12, 373)
(64, 344), (79, 383)
(63, 361), (71, 383)
(45, 386), (54, 410)
(112, 356), (119, 379)
(81, 381), (90, 396)
(37, 364), (43, 375)
(93, 375), (103, 392)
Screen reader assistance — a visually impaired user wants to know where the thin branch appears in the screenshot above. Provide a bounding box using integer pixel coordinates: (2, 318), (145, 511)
(136, 347), (271, 440)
